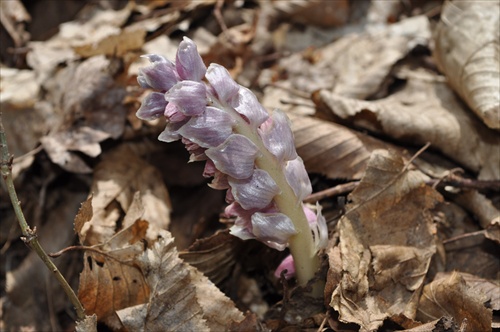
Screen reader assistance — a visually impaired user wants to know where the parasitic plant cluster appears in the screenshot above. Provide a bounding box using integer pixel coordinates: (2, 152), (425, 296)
(136, 37), (327, 288)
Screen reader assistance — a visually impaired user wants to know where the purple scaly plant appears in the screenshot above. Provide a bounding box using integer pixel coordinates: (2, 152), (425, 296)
(136, 37), (327, 289)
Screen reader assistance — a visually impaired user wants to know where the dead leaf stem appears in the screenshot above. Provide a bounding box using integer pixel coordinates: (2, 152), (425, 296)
(0, 113), (86, 321)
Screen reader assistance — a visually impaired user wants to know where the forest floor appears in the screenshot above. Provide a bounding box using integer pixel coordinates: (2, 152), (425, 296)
(0, 0), (499, 331)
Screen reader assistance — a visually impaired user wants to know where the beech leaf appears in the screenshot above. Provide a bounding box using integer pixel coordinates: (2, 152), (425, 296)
(179, 230), (242, 285)
(288, 112), (401, 180)
(116, 231), (244, 331)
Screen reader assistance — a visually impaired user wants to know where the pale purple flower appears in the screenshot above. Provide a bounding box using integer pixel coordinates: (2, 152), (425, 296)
(136, 36), (327, 283)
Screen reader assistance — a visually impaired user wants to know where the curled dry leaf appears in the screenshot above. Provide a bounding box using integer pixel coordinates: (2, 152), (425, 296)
(434, 0), (500, 129)
(288, 112), (401, 180)
(330, 149), (441, 331)
(116, 232), (244, 331)
(315, 69), (500, 180)
(416, 272), (492, 331)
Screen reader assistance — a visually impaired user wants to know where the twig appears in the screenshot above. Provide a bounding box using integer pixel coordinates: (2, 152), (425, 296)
(402, 142), (431, 172)
(0, 113), (86, 321)
(304, 181), (360, 203)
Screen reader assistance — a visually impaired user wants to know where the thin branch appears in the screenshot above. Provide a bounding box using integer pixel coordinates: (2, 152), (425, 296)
(0, 113), (86, 321)
(304, 181), (359, 203)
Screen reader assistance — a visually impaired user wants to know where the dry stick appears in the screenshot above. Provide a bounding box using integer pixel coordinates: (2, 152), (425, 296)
(304, 181), (360, 204)
(0, 114), (86, 321)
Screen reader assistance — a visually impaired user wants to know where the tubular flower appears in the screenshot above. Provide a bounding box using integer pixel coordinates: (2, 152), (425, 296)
(137, 37), (327, 287)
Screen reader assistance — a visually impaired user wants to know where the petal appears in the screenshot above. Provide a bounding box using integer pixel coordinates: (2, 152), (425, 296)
(138, 54), (178, 91)
(284, 157), (312, 201)
(259, 109), (297, 162)
(158, 122), (183, 142)
(274, 255), (295, 279)
(232, 87), (269, 128)
(205, 134), (260, 179)
(303, 205), (317, 224)
(229, 169), (280, 210)
(176, 37), (207, 81)
(178, 106), (235, 148)
(136, 92), (167, 120)
(312, 203), (328, 250)
(225, 202), (253, 221)
(251, 212), (297, 250)
(206, 64), (239, 103)
(230, 222), (256, 241)
(164, 102), (187, 123)
(166, 81), (207, 116)
(203, 159), (217, 177)
(203, 159), (230, 190)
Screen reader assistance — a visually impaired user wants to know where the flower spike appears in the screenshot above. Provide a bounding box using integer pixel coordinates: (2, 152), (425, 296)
(136, 37), (327, 290)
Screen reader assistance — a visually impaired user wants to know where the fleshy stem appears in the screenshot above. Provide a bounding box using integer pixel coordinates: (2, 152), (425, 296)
(214, 96), (321, 293)
(0, 114), (86, 321)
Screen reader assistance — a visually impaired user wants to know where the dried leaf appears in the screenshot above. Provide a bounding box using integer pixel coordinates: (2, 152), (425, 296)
(117, 232), (244, 331)
(273, 0), (349, 28)
(0, 68), (44, 162)
(74, 195), (93, 236)
(454, 272), (500, 311)
(453, 190), (500, 229)
(39, 55), (127, 173)
(75, 315), (97, 332)
(434, 1), (500, 129)
(416, 272), (492, 331)
(0, 0), (30, 48)
(262, 15), (431, 100)
(400, 316), (458, 332)
(180, 230), (242, 285)
(330, 149), (441, 331)
(57, 6), (145, 57)
(315, 69), (500, 180)
(80, 145), (171, 245)
(289, 112), (401, 180)
(77, 218), (151, 327)
(485, 218), (500, 245)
